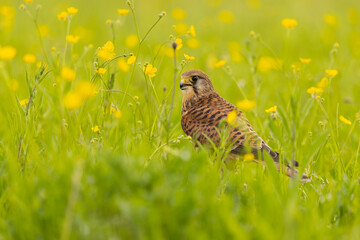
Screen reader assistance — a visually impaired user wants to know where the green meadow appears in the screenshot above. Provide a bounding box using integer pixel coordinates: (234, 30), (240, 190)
(0, 0), (360, 239)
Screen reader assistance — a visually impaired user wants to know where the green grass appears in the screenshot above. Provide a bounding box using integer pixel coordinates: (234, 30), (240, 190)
(0, 0), (360, 239)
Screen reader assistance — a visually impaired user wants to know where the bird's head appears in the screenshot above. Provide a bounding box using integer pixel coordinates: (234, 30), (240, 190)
(180, 70), (215, 98)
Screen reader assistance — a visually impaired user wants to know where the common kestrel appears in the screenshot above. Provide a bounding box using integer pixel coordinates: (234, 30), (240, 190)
(180, 69), (300, 176)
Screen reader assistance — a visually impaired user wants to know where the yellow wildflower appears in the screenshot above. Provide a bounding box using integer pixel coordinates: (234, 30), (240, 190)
(91, 125), (100, 133)
(0, 45), (16, 60)
(67, 7), (78, 15)
(57, 11), (68, 21)
(20, 98), (29, 107)
(19, 4), (25, 10)
(127, 55), (136, 65)
(218, 10), (234, 23)
(281, 18), (298, 29)
(265, 105), (277, 113)
(96, 68), (107, 75)
(175, 38), (183, 50)
(61, 67), (76, 82)
(98, 41), (115, 61)
(226, 110), (237, 124)
(117, 9), (130, 16)
(324, 14), (337, 26)
(75, 81), (97, 99)
(63, 92), (83, 109)
(186, 38), (200, 49)
(188, 25), (196, 37)
(66, 35), (79, 44)
(106, 19), (112, 24)
(110, 105), (117, 115)
(257, 56), (282, 73)
(244, 153), (255, 162)
(325, 69), (338, 77)
(109, 105), (122, 119)
(172, 8), (186, 20)
(142, 64), (157, 78)
(174, 23), (189, 35)
(117, 58), (130, 72)
(23, 0), (33, 3)
(339, 115), (352, 125)
(125, 34), (139, 48)
(236, 99), (256, 111)
(306, 87), (323, 95)
(214, 59), (226, 68)
(184, 54), (195, 61)
(317, 77), (329, 88)
(299, 58), (311, 64)
(23, 54), (36, 64)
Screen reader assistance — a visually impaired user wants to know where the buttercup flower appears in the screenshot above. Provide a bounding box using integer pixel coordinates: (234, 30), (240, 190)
(63, 92), (83, 109)
(117, 9), (130, 15)
(0, 45), (16, 60)
(339, 115), (351, 125)
(127, 55), (136, 64)
(214, 59), (226, 68)
(20, 98), (29, 107)
(188, 25), (196, 37)
(66, 35), (79, 44)
(175, 38), (183, 50)
(61, 67), (76, 82)
(75, 81), (97, 99)
(226, 110), (237, 124)
(317, 77), (329, 88)
(265, 105), (277, 113)
(91, 125), (100, 132)
(237, 99), (256, 111)
(307, 87), (323, 95)
(96, 68), (107, 75)
(98, 41), (115, 61)
(244, 153), (255, 162)
(67, 7), (78, 15)
(117, 58), (130, 72)
(184, 54), (195, 61)
(125, 34), (139, 48)
(23, 54), (36, 64)
(281, 18), (298, 29)
(257, 56), (282, 73)
(299, 58), (311, 64)
(57, 11), (68, 20)
(142, 64), (157, 77)
(325, 69), (338, 77)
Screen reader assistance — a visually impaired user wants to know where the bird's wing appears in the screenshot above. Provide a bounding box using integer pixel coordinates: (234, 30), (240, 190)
(182, 94), (264, 151)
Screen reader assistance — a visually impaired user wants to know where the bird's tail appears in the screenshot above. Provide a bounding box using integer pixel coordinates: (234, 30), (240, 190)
(261, 143), (299, 168)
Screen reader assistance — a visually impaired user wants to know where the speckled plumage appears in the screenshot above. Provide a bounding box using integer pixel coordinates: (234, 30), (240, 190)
(180, 69), (283, 163)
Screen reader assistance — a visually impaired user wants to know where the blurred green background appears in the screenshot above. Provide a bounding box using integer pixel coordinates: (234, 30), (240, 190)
(1, 0), (360, 239)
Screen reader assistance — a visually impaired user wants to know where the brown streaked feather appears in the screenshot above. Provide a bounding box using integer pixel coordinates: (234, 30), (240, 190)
(181, 91), (263, 152)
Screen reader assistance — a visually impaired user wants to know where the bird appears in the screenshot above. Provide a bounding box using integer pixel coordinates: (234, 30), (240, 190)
(180, 69), (301, 177)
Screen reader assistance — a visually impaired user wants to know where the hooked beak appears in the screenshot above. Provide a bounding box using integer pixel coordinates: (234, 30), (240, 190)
(180, 78), (192, 90)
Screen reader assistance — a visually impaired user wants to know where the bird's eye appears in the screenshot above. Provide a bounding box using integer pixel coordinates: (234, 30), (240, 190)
(191, 76), (198, 82)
